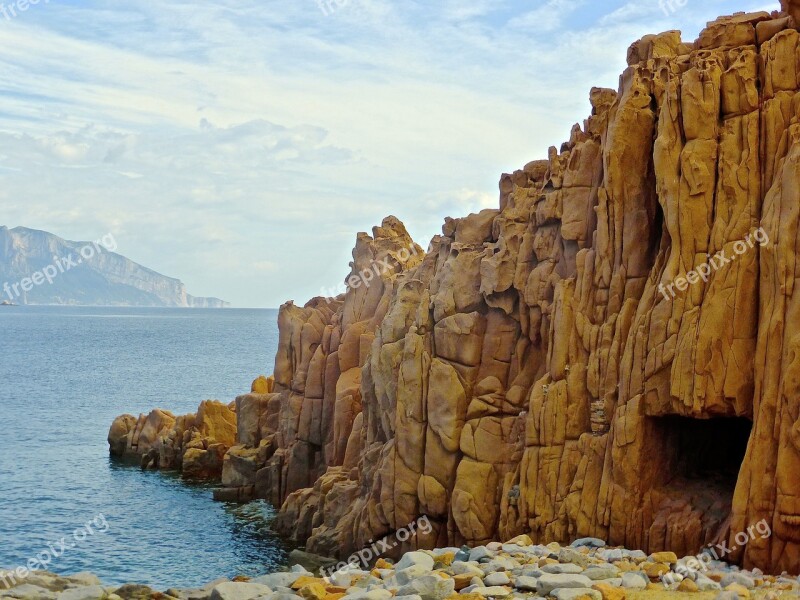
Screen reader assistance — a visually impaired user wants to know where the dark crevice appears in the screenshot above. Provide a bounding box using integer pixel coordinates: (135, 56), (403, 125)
(651, 415), (752, 491)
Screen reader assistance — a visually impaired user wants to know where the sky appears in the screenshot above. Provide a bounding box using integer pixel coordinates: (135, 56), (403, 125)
(0, 0), (776, 308)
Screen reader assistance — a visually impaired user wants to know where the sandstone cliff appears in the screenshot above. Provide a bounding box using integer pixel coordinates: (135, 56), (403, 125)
(109, 1), (800, 576)
(217, 3), (800, 575)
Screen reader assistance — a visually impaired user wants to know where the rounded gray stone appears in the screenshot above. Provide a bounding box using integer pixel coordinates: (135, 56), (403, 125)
(537, 574), (593, 596)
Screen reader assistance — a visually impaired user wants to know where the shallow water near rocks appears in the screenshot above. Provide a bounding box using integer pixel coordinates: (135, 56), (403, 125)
(0, 306), (290, 588)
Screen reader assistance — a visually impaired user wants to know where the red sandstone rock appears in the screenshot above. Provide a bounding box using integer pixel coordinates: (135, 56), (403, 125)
(240, 4), (800, 575)
(108, 2), (800, 576)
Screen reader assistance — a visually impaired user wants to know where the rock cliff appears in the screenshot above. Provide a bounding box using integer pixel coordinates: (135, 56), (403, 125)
(229, 3), (800, 575)
(110, 1), (800, 577)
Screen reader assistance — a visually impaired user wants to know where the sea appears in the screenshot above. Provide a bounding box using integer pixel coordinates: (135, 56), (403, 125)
(0, 306), (290, 589)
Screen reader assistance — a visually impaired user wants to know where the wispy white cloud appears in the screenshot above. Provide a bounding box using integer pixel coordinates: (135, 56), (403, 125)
(0, 0), (776, 306)
(511, 0), (587, 32)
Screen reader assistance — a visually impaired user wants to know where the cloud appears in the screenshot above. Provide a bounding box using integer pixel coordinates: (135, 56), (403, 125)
(0, 0), (775, 306)
(597, 2), (661, 26)
(439, 0), (501, 22)
(511, 0), (587, 32)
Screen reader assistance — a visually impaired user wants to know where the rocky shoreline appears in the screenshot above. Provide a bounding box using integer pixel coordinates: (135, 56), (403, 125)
(3, 539), (799, 600)
(9, 0), (800, 598)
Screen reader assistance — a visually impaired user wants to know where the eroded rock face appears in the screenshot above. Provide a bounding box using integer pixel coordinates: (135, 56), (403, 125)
(103, 3), (800, 576)
(231, 6), (800, 575)
(782, 0), (800, 22)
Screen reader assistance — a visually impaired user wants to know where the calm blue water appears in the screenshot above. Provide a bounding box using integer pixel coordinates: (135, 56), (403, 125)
(0, 306), (290, 589)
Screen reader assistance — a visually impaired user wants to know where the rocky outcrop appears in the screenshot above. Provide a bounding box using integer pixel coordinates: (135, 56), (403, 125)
(210, 218), (425, 504)
(218, 4), (800, 576)
(109, 399), (236, 479)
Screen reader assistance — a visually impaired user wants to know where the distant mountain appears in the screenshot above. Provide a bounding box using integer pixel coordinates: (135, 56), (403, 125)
(0, 226), (229, 307)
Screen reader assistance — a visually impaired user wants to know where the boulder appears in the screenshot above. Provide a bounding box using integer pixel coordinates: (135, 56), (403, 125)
(394, 552), (434, 571)
(619, 574), (647, 590)
(538, 575), (593, 596)
(55, 586), (106, 600)
(720, 573), (756, 589)
(396, 576), (454, 600)
(552, 589), (601, 600)
(209, 582), (272, 600)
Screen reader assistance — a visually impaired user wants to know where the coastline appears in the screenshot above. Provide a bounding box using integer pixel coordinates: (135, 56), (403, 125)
(27, 0), (800, 596)
(17, 0), (800, 591)
(0, 306), (285, 587)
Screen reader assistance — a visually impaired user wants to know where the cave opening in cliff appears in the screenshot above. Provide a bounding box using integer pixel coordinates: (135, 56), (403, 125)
(651, 415), (752, 513)
(655, 415), (751, 483)
(643, 414), (754, 550)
